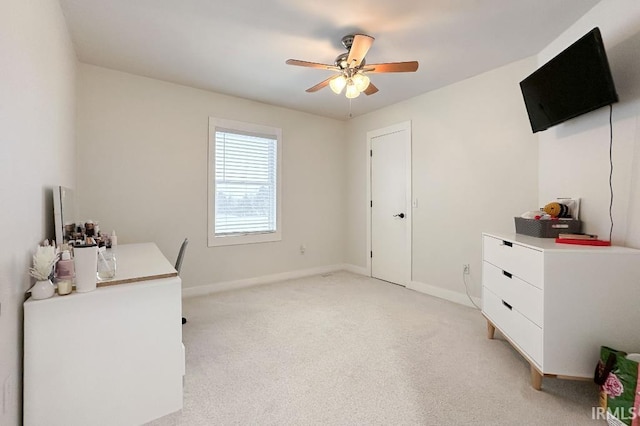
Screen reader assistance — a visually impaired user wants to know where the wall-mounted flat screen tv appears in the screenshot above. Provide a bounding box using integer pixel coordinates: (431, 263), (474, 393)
(520, 27), (618, 133)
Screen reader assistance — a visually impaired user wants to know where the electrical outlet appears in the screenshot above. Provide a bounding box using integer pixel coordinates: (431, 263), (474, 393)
(300, 244), (306, 254)
(463, 264), (470, 275)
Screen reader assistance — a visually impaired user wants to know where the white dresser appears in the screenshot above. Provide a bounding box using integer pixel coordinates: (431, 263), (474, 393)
(481, 232), (640, 390)
(23, 243), (185, 425)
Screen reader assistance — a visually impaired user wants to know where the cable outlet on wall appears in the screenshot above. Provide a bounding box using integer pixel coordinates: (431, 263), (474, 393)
(463, 264), (470, 275)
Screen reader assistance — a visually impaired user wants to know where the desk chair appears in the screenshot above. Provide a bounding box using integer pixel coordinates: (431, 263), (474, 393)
(175, 238), (188, 325)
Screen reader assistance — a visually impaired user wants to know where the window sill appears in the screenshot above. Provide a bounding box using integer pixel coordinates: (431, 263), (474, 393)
(208, 231), (281, 247)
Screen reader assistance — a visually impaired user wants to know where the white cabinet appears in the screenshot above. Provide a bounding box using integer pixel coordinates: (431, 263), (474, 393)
(23, 243), (184, 425)
(481, 232), (640, 389)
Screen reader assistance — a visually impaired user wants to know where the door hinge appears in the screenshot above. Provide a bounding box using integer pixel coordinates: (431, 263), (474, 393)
(370, 251), (373, 258)
(370, 149), (373, 157)
(370, 200), (373, 207)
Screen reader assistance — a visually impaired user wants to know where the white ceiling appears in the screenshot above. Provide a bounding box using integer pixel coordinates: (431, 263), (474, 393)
(59, 0), (601, 120)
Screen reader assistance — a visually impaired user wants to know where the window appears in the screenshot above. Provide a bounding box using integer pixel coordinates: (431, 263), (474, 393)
(208, 118), (282, 246)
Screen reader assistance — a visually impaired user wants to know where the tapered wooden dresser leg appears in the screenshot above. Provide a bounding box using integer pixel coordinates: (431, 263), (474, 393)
(531, 365), (543, 390)
(486, 320), (496, 340)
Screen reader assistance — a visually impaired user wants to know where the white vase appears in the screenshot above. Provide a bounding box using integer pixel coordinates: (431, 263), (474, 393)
(30, 279), (55, 300)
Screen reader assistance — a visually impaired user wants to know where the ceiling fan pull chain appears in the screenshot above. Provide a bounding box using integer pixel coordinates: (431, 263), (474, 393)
(349, 98), (353, 118)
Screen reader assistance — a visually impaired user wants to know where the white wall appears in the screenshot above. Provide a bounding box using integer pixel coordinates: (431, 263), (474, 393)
(538, 0), (640, 247)
(0, 0), (76, 424)
(76, 65), (346, 290)
(345, 57), (539, 299)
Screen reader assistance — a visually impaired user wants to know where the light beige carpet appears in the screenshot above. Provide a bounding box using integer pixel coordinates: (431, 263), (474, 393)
(149, 271), (603, 425)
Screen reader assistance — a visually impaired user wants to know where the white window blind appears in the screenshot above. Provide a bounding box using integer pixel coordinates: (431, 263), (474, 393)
(214, 129), (277, 236)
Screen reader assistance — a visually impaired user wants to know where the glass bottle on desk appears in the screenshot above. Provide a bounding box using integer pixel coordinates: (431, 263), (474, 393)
(97, 245), (116, 280)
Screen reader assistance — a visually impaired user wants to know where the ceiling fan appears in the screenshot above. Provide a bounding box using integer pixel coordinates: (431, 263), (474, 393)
(286, 34), (419, 99)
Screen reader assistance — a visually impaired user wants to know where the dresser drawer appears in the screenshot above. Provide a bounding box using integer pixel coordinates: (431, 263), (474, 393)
(483, 235), (544, 289)
(483, 287), (543, 366)
(482, 261), (543, 326)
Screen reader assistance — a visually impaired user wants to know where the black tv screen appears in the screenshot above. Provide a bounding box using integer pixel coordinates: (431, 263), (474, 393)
(520, 27), (618, 133)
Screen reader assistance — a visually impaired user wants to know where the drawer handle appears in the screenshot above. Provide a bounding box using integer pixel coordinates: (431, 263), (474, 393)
(502, 300), (513, 310)
(502, 270), (512, 279)
(500, 240), (513, 247)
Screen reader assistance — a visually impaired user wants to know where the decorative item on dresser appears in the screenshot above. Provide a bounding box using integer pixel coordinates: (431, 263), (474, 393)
(481, 232), (640, 390)
(27, 244), (58, 300)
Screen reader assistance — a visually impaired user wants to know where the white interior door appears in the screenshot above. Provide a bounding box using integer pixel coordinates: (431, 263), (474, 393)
(369, 123), (411, 286)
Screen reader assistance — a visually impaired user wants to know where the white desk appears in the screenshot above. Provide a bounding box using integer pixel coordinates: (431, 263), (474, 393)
(23, 243), (184, 426)
(96, 242), (178, 287)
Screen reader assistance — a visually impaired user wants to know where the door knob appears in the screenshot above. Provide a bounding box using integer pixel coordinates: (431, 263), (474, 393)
(393, 213), (405, 218)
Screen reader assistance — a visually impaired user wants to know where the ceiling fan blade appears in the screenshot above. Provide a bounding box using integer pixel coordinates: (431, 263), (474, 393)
(305, 76), (337, 93)
(347, 34), (374, 69)
(364, 61), (419, 73)
(364, 82), (379, 96)
(286, 59), (340, 71)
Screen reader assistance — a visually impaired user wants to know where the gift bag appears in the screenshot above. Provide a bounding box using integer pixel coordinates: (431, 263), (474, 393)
(594, 346), (640, 426)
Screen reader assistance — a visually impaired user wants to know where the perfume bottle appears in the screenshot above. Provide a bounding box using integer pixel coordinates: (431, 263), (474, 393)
(56, 250), (75, 296)
(56, 250), (75, 281)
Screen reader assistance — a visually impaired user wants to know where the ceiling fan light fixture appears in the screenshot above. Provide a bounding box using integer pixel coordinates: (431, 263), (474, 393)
(329, 75), (347, 94)
(345, 80), (360, 99)
(352, 73), (370, 92)
(286, 33), (419, 99)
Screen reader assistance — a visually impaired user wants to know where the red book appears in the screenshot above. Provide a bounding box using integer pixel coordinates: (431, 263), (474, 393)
(555, 238), (611, 246)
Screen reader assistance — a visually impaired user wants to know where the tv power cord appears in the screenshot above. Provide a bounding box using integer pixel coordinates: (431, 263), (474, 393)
(462, 267), (481, 310)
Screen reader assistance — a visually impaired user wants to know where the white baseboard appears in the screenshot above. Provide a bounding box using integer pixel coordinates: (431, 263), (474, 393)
(407, 280), (482, 309)
(182, 264), (348, 298)
(341, 263), (368, 276)
(182, 264), (482, 310)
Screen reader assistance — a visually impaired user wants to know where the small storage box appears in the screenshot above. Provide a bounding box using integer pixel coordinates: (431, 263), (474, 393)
(514, 217), (582, 238)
